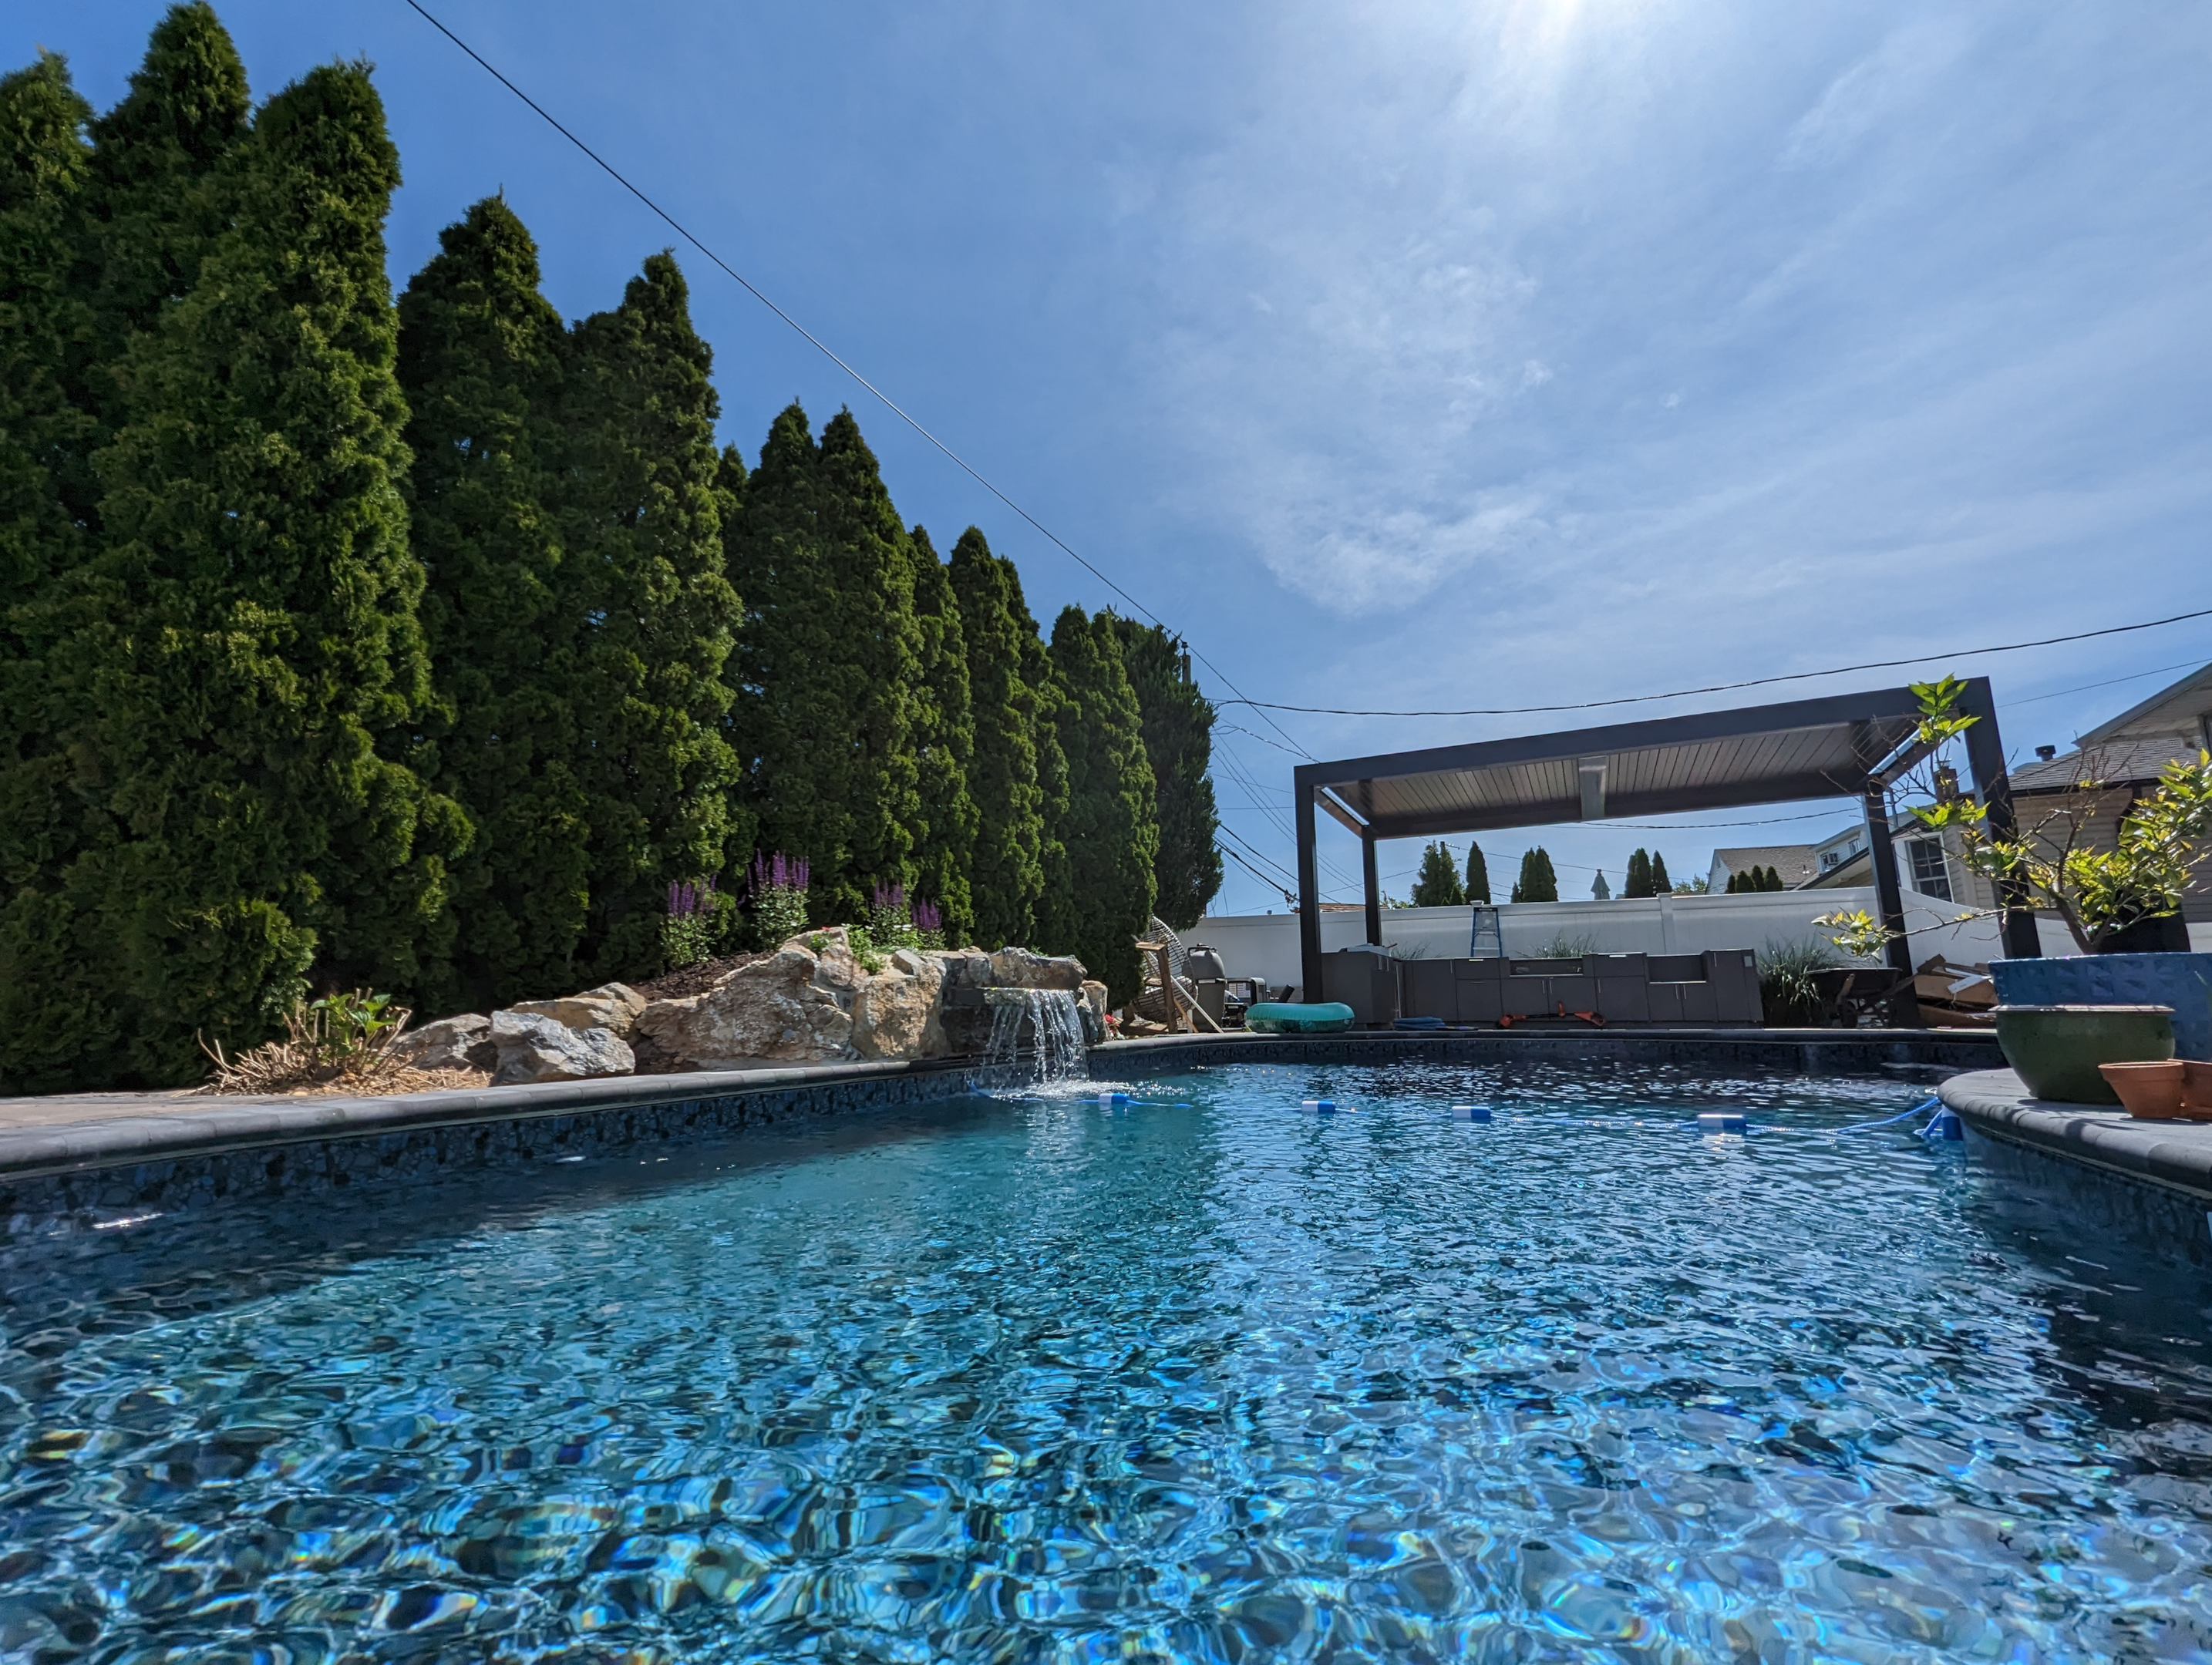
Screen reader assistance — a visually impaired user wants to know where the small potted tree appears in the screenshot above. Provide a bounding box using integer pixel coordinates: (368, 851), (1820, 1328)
(1815, 677), (2212, 1097)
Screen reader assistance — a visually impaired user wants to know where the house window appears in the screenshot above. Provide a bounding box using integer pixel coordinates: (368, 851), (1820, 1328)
(1905, 838), (1951, 900)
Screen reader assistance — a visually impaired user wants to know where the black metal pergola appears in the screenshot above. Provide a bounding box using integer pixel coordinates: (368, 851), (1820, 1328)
(1291, 678), (2042, 1001)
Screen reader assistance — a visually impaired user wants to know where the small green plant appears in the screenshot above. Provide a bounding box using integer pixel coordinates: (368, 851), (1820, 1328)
(662, 876), (720, 969)
(748, 853), (811, 948)
(1759, 936), (1843, 1023)
(200, 988), (415, 1094)
(1528, 931), (1600, 959)
(868, 883), (921, 950)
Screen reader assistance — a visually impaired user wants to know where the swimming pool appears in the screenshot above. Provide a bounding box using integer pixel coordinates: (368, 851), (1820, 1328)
(3, 1061), (2208, 1661)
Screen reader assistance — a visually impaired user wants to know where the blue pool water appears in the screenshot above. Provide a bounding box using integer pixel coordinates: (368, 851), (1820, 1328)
(4, 1062), (2211, 1662)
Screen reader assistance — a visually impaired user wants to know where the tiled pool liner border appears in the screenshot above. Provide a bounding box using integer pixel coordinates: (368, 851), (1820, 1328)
(3, 1028), (2002, 1229)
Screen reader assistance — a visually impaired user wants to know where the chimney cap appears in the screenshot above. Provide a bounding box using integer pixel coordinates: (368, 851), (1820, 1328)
(2035, 744), (2057, 761)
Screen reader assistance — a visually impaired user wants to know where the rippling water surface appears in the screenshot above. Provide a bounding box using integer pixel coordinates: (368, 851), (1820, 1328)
(5, 1062), (2211, 1663)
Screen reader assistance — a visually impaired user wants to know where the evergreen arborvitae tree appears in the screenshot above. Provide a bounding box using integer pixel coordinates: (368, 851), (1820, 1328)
(0, 55), (99, 1092)
(730, 404), (921, 923)
(1465, 840), (1490, 904)
(947, 526), (1044, 947)
(1409, 840), (1466, 907)
(907, 525), (978, 944)
(1724, 870), (1741, 893)
(5, 62), (465, 1090)
(1029, 624), (1076, 955)
(558, 251), (743, 978)
(1650, 851), (1672, 893)
(0, 54), (93, 608)
(1102, 614), (1221, 930)
(1042, 606), (1157, 1001)
(77, 2), (247, 444)
(1624, 848), (1652, 898)
(1510, 847), (1560, 903)
(396, 195), (584, 1007)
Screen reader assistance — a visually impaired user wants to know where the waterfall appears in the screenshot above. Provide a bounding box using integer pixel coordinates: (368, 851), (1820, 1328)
(983, 987), (1089, 1086)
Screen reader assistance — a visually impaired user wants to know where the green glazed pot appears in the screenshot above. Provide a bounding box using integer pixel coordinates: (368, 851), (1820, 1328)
(1994, 1005), (2174, 1105)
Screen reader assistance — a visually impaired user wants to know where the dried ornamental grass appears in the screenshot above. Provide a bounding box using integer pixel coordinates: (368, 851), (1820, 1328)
(197, 989), (470, 1097)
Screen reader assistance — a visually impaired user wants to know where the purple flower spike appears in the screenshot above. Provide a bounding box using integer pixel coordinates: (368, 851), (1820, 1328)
(912, 900), (943, 933)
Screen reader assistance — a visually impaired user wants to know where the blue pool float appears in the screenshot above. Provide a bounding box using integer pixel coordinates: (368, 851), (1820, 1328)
(1245, 1001), (1355, 1034)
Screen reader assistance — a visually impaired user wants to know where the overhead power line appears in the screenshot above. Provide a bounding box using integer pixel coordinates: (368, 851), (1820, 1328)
(1218, 605), (2212, 719)
(398, 0), (1311, 761)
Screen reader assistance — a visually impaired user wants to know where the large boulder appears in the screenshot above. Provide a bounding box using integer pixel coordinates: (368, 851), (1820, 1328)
(390, 1013), (497, 1073)
(853, 947), (946, 1060)
(634, 929), (867, 1071)
(988, 948), (1086, 991)
(507, 982), (648, 1039)
(490, 1010), (635, 1085)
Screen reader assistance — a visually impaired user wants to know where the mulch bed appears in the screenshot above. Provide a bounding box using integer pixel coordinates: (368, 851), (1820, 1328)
(630, 951), (769, 1004)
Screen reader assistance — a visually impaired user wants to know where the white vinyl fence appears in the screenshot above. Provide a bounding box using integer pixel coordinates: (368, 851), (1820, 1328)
(1188, 888), (2069, 995)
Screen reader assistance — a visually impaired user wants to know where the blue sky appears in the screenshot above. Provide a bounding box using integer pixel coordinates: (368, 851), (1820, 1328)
(15, 0), (2211, 911)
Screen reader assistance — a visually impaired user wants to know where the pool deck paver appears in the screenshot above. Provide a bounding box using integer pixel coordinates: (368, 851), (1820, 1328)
(1941, 1066), (2212, 1202)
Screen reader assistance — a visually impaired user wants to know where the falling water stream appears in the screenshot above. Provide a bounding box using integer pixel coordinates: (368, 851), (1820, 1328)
(981, 987), (1089, 1086)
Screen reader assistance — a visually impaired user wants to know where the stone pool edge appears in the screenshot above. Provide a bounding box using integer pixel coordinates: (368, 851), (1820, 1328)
(2, 1028), (1998, 1226)
(1939, 1067), (2212, 1203)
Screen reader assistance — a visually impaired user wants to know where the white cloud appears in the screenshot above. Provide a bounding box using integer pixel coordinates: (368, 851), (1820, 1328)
(1781, 18), (1971, 170)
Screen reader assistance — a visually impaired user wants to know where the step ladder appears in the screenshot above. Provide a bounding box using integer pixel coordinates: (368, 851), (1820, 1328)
(1469, 906), (1503, 958)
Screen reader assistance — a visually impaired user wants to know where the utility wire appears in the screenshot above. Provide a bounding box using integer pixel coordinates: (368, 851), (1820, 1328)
(399, 0), (1312, 762)
(1219, 606), (2212, 719)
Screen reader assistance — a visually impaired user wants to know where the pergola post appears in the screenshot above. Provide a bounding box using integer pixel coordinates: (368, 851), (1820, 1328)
(1295, 770), (1322, 1001)
(1863, 783), (1922, 1024)
(1362, 836), (1382, 947)
(1958, 675), (2042, 959)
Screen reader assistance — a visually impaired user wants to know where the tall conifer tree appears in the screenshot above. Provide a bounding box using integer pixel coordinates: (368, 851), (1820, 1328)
(558, 251), (743, 977)
(1410, 841), (1466, 907)
(729, 404), (921, 922)
(0, 55), (93, 604)
(1102, 614), (1221, 930)
(1624, 848), (1653, 898)
(78, 2), (248, 449)
(1465, 840), (1491, 904)
(1043, 606), (1157, 1001)
(5, 62), (464, 1088)
(1650, 851), (1672, 893)
(1511, 847), (1560, 903)
(907, 526), (977, 942)
(0, 55), (99, 1092)
(948, 526), (1044, 947)
(1028, 616), (1076, 955)
(397, 195), (584, 1007)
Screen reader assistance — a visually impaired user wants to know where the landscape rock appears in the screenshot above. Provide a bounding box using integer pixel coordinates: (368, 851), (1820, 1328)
(390, 1013), (497, 1074)
(634, 929), (865, 1071)
(507, 982), (648, 1039)
(987, 947), (1086, 992)
(1079, 980), (1109, 1044)
(852, 948), (947, 1060)
(490, 1010), (635, 1085)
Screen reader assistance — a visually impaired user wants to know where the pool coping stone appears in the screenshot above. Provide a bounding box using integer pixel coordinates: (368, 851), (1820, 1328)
(1940, 1067), (2212, 1203)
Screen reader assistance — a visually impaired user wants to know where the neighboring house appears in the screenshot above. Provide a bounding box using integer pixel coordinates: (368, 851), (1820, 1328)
(2006, 659), (2212, 930)
(1803, 819), (1988, 905)
(1800, 659), (2211, 924)
(1706, 845), (1818, 893)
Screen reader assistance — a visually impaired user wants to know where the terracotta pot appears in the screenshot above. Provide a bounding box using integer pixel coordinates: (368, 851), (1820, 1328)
(2185, 1059), (2212, 1121)
(1993, 1004), (2174, 1104)
(2099, 1060), (2187, 1119)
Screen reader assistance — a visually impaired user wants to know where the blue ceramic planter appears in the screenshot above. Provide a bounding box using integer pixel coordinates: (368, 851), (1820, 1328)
(1989, 953), (2212, 1061)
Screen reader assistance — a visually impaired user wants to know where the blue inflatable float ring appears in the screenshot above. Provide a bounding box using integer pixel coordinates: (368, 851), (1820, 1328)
(1245, 1001), (1355, 1034)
